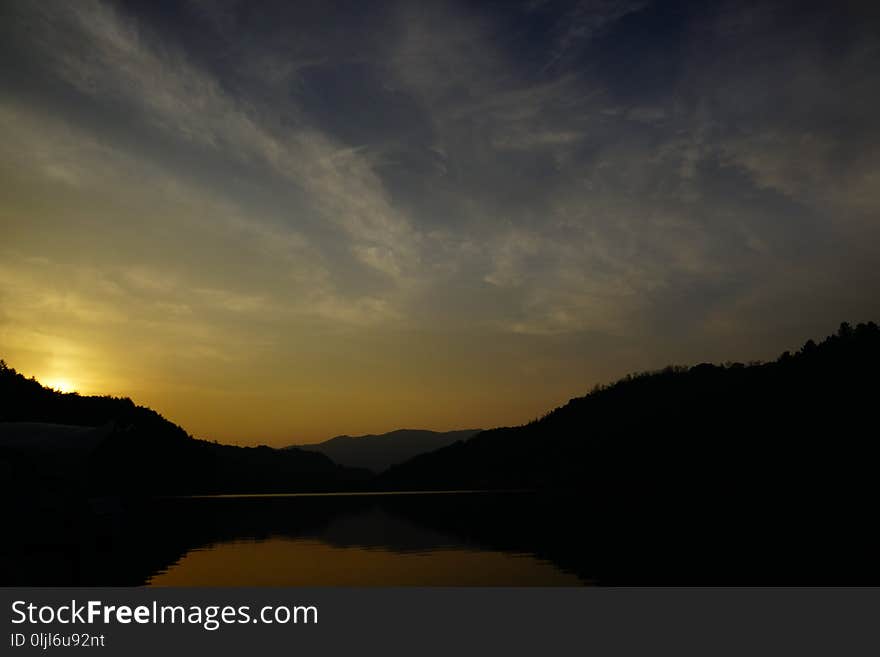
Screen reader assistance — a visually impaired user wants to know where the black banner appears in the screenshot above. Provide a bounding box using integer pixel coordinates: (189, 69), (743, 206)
(2, 588), (879, 656)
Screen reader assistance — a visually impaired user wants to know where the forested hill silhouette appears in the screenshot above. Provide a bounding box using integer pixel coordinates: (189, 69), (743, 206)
(3, 321), (878, 500)
(2, 323), (878, 584)
(0, 362), (367, 495)
(381, 321), (880, 494)
(289, 429), (482, 472)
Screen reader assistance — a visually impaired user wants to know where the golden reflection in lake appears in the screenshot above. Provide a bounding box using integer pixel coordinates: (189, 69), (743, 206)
(147, 538), (582, 586)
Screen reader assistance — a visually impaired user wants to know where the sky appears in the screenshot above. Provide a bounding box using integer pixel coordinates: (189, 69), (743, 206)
(1, 0), (879, 445)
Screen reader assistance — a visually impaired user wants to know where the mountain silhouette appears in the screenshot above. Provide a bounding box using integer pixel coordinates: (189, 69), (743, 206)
(4, 322), (878, 498)
(381, 322), (880, 497)
(367, 322), (880, 582)
(2, 322), (879, 584)
(0, 362), (368, 497)
(289, 429), (482, 472)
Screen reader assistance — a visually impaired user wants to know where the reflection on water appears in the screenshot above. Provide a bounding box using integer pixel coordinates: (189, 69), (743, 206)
(3, 491), (594, 586)
(149, 538), (580, 586)
(147, 496), (582, 586)
(8, 487), (869, 585)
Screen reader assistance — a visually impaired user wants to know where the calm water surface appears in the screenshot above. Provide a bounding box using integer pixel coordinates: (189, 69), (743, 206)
(4, 491), (592, 585)
(147, 493), (582, 586)
(149, 538), (579, 586)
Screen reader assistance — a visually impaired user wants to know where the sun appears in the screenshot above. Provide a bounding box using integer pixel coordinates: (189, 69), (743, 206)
(46, 378), (77, 394)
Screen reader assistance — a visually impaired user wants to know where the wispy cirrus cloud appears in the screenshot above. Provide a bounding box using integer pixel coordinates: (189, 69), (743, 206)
(1, 0), (878, 441)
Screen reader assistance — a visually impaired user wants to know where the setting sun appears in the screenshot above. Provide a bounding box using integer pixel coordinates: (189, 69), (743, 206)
(46, 378), (76, 394)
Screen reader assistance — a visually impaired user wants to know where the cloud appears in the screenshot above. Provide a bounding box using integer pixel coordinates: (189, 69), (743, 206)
(0, 96), (409, 334)
(8, 0), (878, 346)
(2, 0), (879, 439)
(9, 0), (423, 285)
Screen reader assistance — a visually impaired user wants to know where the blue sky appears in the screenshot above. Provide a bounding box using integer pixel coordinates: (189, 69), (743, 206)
(1, 0), (878, 443)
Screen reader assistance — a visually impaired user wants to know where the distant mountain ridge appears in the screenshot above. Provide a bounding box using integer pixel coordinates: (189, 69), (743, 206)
(289, 429), (482, 473)
(3, 322), (879, 585)
(4, 321), (879, 501)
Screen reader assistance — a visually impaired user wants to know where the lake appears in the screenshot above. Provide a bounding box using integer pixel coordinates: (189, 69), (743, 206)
(4, 491), (593, 586)
(146, 492), (582, 586)
(6, 487), (873, 585)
